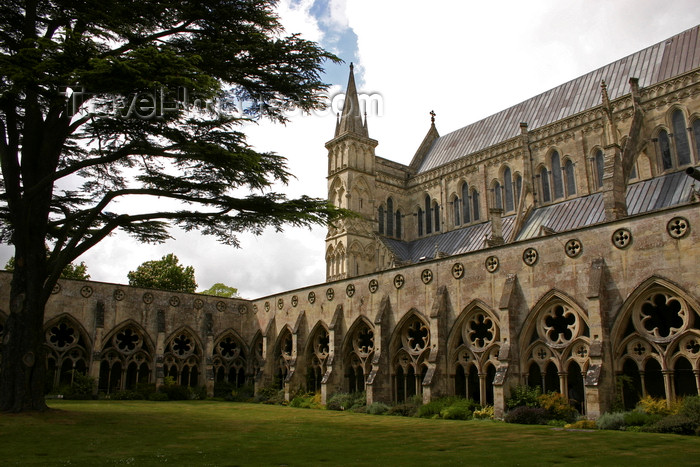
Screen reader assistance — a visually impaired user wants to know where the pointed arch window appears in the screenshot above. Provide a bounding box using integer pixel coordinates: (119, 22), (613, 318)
(433, 202), (440, 232)
(417, 207), (424, 236)
(540, 167), (551, 203)
(672, 109), (691, 166)
(378, 206), (384, 234)
(387, 197), (394, 237)
(564, 159), (576, 196)
(461, 182), (471, 224)
(493, 181), (503, 210)
(425, 195), (432, 234)
(551, 151), (564, 199)
(504, 167), (514, 212)
(659, 130), (673, 170)
(514, 174), (522, 209)
(472, 190), (480, 221)
(594, 149), (605, 189)
(395, 210), (402, 239)
(693, 119), (700, 161)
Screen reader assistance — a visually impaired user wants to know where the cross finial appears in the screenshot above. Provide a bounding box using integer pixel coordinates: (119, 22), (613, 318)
(430, 110), (436, 124)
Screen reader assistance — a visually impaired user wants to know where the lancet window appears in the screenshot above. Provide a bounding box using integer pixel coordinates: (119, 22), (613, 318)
(45, 316), (91, 392)
(98, 322), (152, 393)
(344, 320), (375, 393)
(307, 325), (330, 392)
(163, 330), (201, 387)
(392, 314), (430, 402)
(213, 332), (247, 387)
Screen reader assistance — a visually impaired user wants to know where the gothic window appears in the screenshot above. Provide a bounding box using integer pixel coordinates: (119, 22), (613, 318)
(378, 205), (384, 234)
(275, 328), (293, 389)
(514, 174), (522, 209)
(594, 149), (605, 189)
(425, 195), (432, 234)
(672, 109), (691, 166)
(345, 320), (375, 393)
(433, 202), (440, 232)
(450, 306), (500, 405)
(472, 190), (480, 221)
(387, 197), (394, 237)
(504, 167), (514, 212)
(551, 151), (564, 199)
(493, 181), (503, 210)
(99, 323), (152, 394)
(453, 195), (461, 226)
(522, 294), (590, 412)
(307, 325), (330, 392)
(395, 210), (402, 239)
(213, 333), (247, 388)
(462, 182), (471, 223)
(564, 159), (576, 196)
(614, 282), (700, 408)
(659, 129), (673, 170)
(392, 314), (430, 402)
(539, 166), (551, 203)
(163, 330), (201, 387)
(45, 317), (91, 393)
(417, 207), (423, 236)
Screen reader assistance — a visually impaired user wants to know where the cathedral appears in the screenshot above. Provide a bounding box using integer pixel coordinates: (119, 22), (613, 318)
(1, 25), (699, 419)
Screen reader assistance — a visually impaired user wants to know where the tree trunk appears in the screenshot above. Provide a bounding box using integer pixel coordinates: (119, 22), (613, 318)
(0, 245), (50, 412)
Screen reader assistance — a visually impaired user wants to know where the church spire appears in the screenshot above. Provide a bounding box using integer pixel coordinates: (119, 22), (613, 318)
(337, 63), (368, 137)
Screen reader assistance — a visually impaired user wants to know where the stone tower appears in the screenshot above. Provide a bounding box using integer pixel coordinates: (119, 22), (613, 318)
(325, 64), (379, 280)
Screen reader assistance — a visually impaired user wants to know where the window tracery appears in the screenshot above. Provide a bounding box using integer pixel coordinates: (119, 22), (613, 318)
(45, 317), (91, 392)
(163, 330), (201, 387)
(307, 326), (330, 392)
(275, 329), (293, 388)
(213, 333), (247, 387)
(393, 314), (430, 402)
(345, 320), (375, 393)
(98, 323), (152, 393)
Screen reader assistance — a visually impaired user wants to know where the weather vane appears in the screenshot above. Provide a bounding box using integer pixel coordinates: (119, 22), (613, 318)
(430, 110), (436, 124)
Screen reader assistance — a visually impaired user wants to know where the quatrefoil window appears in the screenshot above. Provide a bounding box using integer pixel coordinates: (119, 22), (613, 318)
(49, 322), (75, 349)
(466, 312), (494, 350)
(612, 228), (632, 249)
(355, 328), (374, 356)
(421, 269), (433, 284)
(523, 248), (538, 266)
(565, 239), (582, 258)
(368, 279), (379, 293)
(485, 256), (499, 273)
(452, 263), (465, 279)
(667, 217), (689, 239)
(115, 328), (139, 352)
(393, 274), (405, 289)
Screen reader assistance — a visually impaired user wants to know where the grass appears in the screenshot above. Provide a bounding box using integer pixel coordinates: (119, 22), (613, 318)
(1, 401), (699, 466)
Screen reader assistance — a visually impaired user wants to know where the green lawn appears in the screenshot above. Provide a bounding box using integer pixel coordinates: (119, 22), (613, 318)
(1, 401), (699, 466)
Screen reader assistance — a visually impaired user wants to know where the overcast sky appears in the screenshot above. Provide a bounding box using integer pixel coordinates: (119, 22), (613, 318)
(2, 0), (699, 298)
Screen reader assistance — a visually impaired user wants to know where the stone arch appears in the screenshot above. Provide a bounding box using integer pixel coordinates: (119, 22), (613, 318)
(536, 163), (551, 203)
(450, 192), (461, 227)
(653, 125), (675, 172)
(612, 276), (700, 405)
(501, 165), (514, 212)
(273, 325), (294, 389)
(591, 147), (605, 189)
(390, 309), (431, 402)
(212, 329), (248, 388)
(490, 178), (503, 211)
(519, 290), (590, 412)
(352, 176), (372, 213)
(549, 149), (564, 199)
(98, 319), (154, 393)
(562, 156), (576, 197)
(328, 176), (345, 208)
(44, 314), (93, 393)
(668, 106), (692, 167)
(341, 316), (375, 393)
(163, 326), (203, 388)
(304, 321), (330, 392)
(447, 300), (501, 405)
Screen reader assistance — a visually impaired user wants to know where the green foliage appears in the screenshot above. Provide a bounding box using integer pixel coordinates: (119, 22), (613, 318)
(148, 392), (169, 401)
(128, 253), (197, 292)
(637, 395), (677, 416)
(367, 402), (390, 415)
(201, 283), (239, 298)
(504, 406), (549, 425)
(564, 419), (597, 429)
(63, 372), (95, 400)
(387, 402), (420, 417)
(254, 383), (285, 405)
(623, 410), (661, 427)
(596, 412), (625, 431)
(5, 257), (90, 280)
(417, 397), (459, 418)
(537, 392), (578, 423)
(648, 414), (698, 435)
(507, 385), (541, 409)
(326, 392), (365, 411)
(110, 390), (144, 400)
(441, 399), (479, 420)
(679, 395), (700, 424)
(289, 392), (323, 409)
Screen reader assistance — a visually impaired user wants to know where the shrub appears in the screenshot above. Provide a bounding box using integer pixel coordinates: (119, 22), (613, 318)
(596, 412), (625, 431)
(290, 392), (323, 409)
(507, 385), (541, 409)
(473, 405), (494, 420)
(229, 384), (255, 402)
(213, 381), (237, 399)
(64, 372), (95, 400)
(367, 402), (390, 415)
(110, 390), (144, 400)
(504, 406), (549, 425)
(564, 419), (597, 430)
(649, 414), (698, 435)
(135, 383), (157, 399)
(623, 410), (661, 427)
(148, 392), (169, 401)
(637, 396), (674, 416)
(538, 392), (578, 423)
(418, 397), (459, 418)
(441, 399), (479, 420)
(158, 382), (190, 401)
(326, 392), (365, 411)
(387, 402), (419, 417)
(679, 395), (700, 424)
